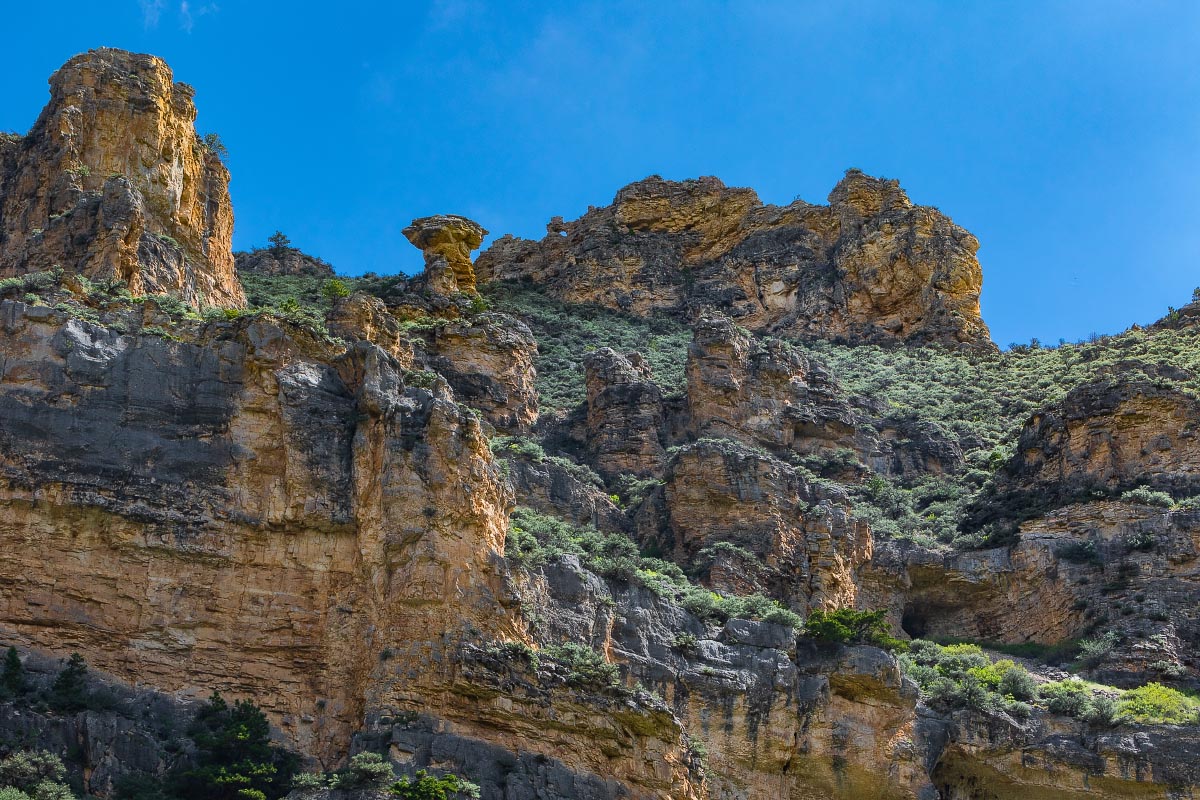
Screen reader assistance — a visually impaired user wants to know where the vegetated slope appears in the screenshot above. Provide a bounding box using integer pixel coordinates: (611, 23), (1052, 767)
(482, 279), (1200, 550)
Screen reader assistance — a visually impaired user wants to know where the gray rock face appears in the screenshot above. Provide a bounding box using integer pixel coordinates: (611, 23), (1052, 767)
(0, 300), (356, 532)
(582, 348), (667, 479)
(0, 647), (196, 797)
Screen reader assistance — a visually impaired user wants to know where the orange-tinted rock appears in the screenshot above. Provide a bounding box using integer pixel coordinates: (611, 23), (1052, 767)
(477, 171), (991, 348)
(0, 49), (244, 307)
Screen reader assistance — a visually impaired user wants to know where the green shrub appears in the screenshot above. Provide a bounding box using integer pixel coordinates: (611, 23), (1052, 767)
(1118, 683), (1200, 724)
(48, 653), (89, 713)
(169, 692), (298, 800)
(996, 665), (1038, 701)
(287, 772), (327, 792)
(0, 750), (74, 800)
(1, 647), (26, 698)
(541, 643), (620, 689)
(1056, 540), (1099, 564)
(1075, 631), (1119, 670)
(1038, 679), (1094, 717)
(1120, 486), (1174, 508)
(320, 278), (351, 300)
(481, 282), (690, 412)
(331, 753), (394, 790)
(671, 633), (700, 655)
(390, 770), (480, 799)
(804, 609), (905, 650)
(200, 133), (228, 160)
(489, 436), (546, 463)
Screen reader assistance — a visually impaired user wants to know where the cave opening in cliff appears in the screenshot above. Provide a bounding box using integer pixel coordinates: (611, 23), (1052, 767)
(901, 603), (929, 639)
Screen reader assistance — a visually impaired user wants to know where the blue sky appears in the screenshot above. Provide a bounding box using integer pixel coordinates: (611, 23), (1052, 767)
(1, 1), (1198, 346)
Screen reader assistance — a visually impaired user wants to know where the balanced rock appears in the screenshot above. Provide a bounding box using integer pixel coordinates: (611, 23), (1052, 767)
(403, 214), (487, 295)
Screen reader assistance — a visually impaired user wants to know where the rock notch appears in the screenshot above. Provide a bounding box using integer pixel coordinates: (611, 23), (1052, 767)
(0, 48), (244, 307)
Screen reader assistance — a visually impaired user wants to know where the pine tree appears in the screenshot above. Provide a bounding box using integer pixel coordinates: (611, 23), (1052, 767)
(1, 647), (25, 698)
(48, 653), (88, 712)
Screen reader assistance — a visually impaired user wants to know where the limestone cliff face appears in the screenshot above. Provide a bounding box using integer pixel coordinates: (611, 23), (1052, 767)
(686, 313), (862, 454)
(965, 373), (1200, 534)
(476, 171), (991, 348)
(0, 299), (519, 762)
(0, 49), (244, 307)
(6, 48), (1200, 800)
(864, 501), (1200, 688)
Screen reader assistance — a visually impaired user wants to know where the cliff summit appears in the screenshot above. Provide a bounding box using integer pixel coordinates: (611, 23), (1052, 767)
(0, 48), (244, 307)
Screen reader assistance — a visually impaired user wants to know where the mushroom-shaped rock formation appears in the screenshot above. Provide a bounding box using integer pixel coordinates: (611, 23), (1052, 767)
(403, 214), (488, 295)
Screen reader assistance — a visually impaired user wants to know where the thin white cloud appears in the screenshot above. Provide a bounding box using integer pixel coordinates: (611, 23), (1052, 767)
(139, 0), (164, 28)
(180, 1), (193, 32)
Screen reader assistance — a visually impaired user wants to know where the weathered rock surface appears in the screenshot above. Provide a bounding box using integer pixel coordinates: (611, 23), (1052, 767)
(328, 293), (416, 368)
(403, 215), (487, 296)
(865, 501), (1200, 688)
(502, 453), (627, 533)
(477, 171), (991, 348)
(967, 374), (1200, 532)
(0, 49), (244, 307)
(686, 312), (861, 453)
(0, 299), (519, 762)
(655, 438), (871, 611)
(236, 246), (334, 277)
(419, 313), (539, 433)
(583, 348), (668, 478)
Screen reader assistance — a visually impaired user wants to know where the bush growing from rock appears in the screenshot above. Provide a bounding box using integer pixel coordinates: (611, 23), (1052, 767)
(1118, 682), (1200, 724)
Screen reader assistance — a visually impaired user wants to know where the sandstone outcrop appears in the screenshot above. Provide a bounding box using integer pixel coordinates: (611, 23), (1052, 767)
(0, 299), (519, 762)
(864, 500), (1200, 688)
(686, 312), (861, 453)
(967, 373), (1200, 533)
(657, 438), (871, 611)
(0, 49), (244, 307)
(236, 245), (334, 278)
(583, 348), (668, 478)
(327, 292), (416, 367)
(7, 47), (1200, 800)
(419, 313), (539, 433)
(403, 215), (487, 296)
(476, 171), (991, 348)
(684, 313), (962, 476)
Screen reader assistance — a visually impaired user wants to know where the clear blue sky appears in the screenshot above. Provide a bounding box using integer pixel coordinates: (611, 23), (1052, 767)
(1, 2), (1197, 346)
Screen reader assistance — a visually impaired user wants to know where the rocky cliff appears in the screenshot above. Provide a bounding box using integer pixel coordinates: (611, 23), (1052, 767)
(2, 48), (1200, 800)
(476, 172), (991, 348)
(0, 49), (244, 308)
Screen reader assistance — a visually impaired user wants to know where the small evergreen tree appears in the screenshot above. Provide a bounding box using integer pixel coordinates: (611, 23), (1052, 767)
(1, 647), (25, 698)
(48, 654), (88, 713)
(170, 692), (297, 800)
(320, 279), (350, 301)
(267, 232), (291, 251)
